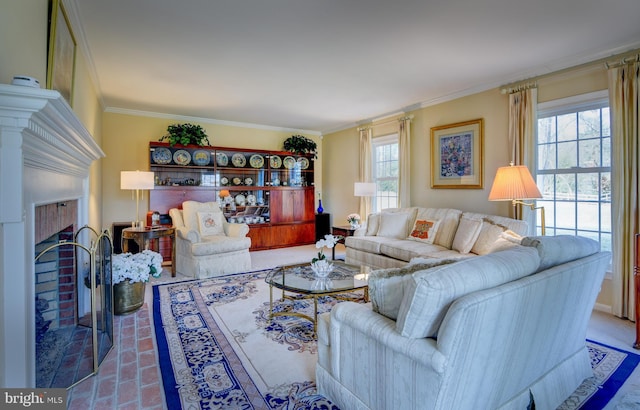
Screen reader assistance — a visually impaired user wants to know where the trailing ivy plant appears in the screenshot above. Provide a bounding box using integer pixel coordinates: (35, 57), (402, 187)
(160, 123), (210, 146)
(283, 135), (317, 158)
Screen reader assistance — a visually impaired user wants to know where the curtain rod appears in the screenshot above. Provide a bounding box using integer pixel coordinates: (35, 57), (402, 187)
(500, 81), (537, 95)
(357, 115), (413, 131)
(605, 53), (640, 69)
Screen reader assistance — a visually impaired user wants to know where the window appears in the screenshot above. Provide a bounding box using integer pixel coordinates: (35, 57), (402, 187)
(372, 134), (399, 212)
(536, 91), (611, 252)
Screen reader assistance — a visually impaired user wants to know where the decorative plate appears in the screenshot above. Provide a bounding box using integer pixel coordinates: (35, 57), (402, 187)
(232, 153), (246, 167)
(220, 176), (229, 185)
(244, 177), (253, 186)
(249, 154), (264, 168)
(232, 177), (242, 185)
(269, 155), (282, 169)
(173, 149), (191, 166)
(283, 156), (296, 169)
(216, 152), (229, 167)
(235, 194), (246, 206)
(246, 194), (256, 205)
(151, 147), (172, 164)
(192, 150), (210, 166)
(297, 157), (310, 169)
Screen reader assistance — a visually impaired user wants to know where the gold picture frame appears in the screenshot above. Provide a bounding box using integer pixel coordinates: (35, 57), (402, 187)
(431, 118), (484, 189)
(47, 0), (77, 106)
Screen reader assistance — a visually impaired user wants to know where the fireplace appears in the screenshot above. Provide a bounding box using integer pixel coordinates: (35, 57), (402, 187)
(0, 85), (105, 387)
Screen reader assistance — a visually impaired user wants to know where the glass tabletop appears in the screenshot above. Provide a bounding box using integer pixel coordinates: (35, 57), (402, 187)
(265, 260), (370, 294)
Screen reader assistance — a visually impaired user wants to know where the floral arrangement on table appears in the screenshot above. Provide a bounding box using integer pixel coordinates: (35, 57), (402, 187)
(112, 250), (163, 284)
(311, 234), (341, 278)
(347, 213), (361, 229)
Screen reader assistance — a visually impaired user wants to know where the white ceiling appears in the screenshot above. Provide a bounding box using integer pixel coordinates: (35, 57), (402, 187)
(70, 0), (640, 134)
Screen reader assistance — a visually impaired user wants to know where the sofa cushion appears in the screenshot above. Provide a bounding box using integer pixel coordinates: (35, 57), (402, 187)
(380, 239), (448, 262)
(521, 235), (601, 272)
(369, 259), (458, 320)
(365, 213), (380, 236)
(407, 219), (440, 244)
(413, 208), (463, 248)
(471, 218), (509, 255)
(190, 235), (251, 256)
(345, 236), (389, 254)
(396, 245), (540, 338)
(463, 211), (529, 236)
(377, 211), (414, 238)
(452, 216), (483, 254)
(197, 211), (225, 236)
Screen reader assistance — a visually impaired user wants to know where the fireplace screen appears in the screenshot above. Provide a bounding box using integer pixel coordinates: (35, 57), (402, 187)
(34, 226), (114, 389)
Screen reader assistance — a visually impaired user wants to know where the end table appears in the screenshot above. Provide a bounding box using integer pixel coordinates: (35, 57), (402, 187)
(122, 226), (176, 277)
(331, 225), (357, 260)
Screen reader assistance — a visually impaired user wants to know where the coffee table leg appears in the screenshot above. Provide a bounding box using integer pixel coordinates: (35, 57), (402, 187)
(269, 283), (274, 324)
(313, 295), (318, 332)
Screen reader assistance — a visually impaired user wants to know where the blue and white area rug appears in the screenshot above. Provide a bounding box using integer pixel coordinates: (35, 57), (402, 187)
(153, 270), (640, 410)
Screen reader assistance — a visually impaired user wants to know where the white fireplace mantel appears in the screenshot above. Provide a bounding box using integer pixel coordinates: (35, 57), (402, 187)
(0, 84), (104, 387)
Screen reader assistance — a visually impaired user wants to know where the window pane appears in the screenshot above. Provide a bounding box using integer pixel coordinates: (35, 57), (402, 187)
(578, 109), (600, 139)
(601, 171), (611, 200)
(555, 202), (576, 229)
(557, 141), (577, 168)
(577, 173), (599, 198)
(602, 137), (611, 167)
(556, 173), (575, 199)
(557, 113), (577, 141)
(578, 139), (600, 167)
(538, 143), (556, 170)
(538, 117), (556, 143)
(577, 202), (599, 231)
(602, 107), (610, 137)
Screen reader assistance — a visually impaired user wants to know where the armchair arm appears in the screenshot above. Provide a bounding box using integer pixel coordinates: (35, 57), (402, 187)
(329, 302), (446, 374)
(224, 222), (249, 237)
(175, 226), (200, 242)
(353, 225), (367, 237)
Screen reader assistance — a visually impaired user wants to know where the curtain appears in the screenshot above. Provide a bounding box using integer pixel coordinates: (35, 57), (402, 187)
(398, 117), (411, 208)
(358, 127), (373, 219)
(608, 55), (640, 321)
(507, 86), (538, 227)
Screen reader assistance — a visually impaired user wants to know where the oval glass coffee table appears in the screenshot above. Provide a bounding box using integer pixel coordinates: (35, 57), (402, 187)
(265, 260), (370, 332)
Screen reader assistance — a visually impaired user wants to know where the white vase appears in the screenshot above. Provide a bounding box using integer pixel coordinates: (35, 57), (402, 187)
(310, 259), (333, 278)
(350, 222), (360, 229)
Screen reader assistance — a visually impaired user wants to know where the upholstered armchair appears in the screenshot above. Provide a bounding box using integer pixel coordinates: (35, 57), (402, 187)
(169, 200), (252, 279)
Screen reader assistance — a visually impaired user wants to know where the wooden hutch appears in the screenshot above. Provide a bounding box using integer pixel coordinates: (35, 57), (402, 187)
(148, 142), (316, 251)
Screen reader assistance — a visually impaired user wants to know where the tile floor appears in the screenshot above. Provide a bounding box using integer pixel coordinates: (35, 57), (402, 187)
(65, 245), (640, 409)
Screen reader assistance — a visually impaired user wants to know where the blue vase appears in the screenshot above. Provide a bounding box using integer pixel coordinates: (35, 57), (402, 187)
(317, 199), (324, 214)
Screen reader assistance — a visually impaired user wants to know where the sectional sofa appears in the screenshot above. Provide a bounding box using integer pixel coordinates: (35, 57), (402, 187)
(345, 207), (529, 269)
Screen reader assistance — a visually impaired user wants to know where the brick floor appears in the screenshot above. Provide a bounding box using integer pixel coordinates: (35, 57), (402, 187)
(67, 304), (166, 410)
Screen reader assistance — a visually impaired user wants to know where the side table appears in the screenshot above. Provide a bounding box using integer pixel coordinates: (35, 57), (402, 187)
(122, 226), (176, 277)
(331, 225), (357, 260)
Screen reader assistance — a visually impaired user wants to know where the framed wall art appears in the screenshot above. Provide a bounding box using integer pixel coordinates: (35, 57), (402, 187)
(431, 118), (484, 189)
(46, 0), (77, 106)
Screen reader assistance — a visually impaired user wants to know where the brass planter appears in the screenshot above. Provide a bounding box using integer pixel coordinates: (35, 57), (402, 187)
(113, 280), (146, 315)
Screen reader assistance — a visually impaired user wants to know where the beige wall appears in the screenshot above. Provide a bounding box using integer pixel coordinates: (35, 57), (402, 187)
(101, 112), (322, 228)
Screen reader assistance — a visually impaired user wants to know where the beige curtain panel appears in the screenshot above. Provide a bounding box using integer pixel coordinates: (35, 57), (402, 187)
(608, 55), (640, 321)
(398, 117), (411, 208)
(358, 127), (373, 220)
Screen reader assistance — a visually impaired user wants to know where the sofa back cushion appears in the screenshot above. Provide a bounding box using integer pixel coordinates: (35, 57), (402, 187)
(376, 208), (417, 239)
(395, 245), (540, 338)
(365, 212), (380, 236)
(368, 258), (458, 319)
(521, 235), (601, 272)
(182, 201), (224, 234)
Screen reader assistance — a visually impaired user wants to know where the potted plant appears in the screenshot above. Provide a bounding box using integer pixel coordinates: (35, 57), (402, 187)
(283, 134), (317, 158)
(160, 123), (210, 146)
(112, 250), (163, 315)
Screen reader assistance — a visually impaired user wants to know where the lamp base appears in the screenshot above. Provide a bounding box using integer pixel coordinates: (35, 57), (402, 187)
(132, 220), (145, 228)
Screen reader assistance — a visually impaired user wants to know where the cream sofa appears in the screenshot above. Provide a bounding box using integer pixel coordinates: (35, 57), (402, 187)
(345, 207), (529, 269)
(169, 201), (252, 278)
(317, 235), (609, 410)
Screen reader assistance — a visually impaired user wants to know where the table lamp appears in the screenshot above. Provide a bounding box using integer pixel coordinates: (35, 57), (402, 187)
(354, 182), (377, 197)
(121, 171), (155, 228)
(488, 163), (545, 235)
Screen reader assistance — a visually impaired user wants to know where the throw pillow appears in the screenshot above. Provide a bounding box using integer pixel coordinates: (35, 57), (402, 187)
(368, 258), (458, 320)
(520, 235), (601, 272)
(407, 219), (440, 244)
(377, 212), (411, 239)
(196, 211), (225, 236)
(451, 217), (483, 254)
(470, 218), (509, 255)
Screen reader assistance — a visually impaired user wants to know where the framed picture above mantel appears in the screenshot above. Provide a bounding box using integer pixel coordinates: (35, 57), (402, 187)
(430, 118), (484, 189)
(47, 0), (77, 106)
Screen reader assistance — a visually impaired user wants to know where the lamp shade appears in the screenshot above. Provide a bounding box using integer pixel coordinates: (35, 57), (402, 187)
(354, 182), (376, 197)
(219, 189), (230, 198)
(120, 171), (154, 190)
(488, 165), (542, 201)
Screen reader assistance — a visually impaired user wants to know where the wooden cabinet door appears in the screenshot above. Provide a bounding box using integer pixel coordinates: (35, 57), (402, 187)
(270, 188), (315, 224)
(247, 225), (272, 250)
(269, 223), (315, 248)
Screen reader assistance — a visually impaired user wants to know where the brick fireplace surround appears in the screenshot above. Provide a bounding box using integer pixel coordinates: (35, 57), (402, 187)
(0, 84), (104, 387)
